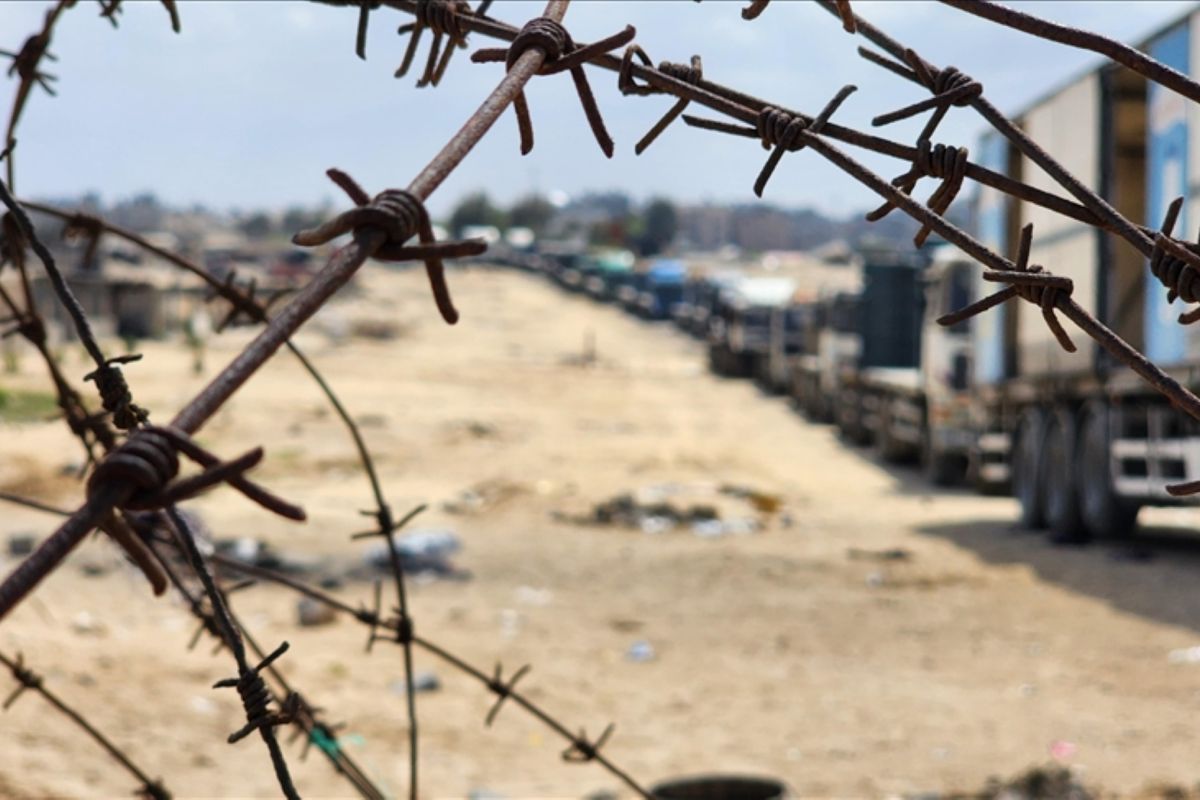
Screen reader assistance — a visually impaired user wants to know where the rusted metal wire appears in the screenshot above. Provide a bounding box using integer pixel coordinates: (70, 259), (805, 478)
(11, 0), (1200, 795)
(470, 17), (634, 157)
(166, 541), (654, 799)
(939, 0), (1200, 106)
(0, 651), (170, 800)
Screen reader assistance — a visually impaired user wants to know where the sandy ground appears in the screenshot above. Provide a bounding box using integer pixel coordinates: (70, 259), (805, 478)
(2, 264), (1200, 799)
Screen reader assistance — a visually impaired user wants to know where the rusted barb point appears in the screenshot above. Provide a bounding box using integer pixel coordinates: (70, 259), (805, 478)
(752, 86), (856, 197)
(865, 139), (969, 247)
(1147, 196), (1200, 322)
(561, 723), (615, 763)
(293, 169), (479, 324)
(213, 641), (295, 744)
(618, 46), (703, 155)
(741, 0), (770, 20)
(484, 662), (531, 726)
(834, 0), (857, 33)
(84, 355), (148, 431)
(395, 0), (492, 87)
(159, 0), (181, 33)
(1, 653), (41, 710)
(470, 18), (636, 158)
(1167, 479), (1200, 497)
(355, 0), (382, 59)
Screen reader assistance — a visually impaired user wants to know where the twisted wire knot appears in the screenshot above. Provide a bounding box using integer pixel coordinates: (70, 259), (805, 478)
(757, 106), (810, 152)
(619, 46), (704, 155)
(925, 65), (981, 107)
(214, 642), (294, 744)
(863, 48), (981, 143)
(561, 723), (615, 763)
(293, 169), (488, 324)
(657, 58), (702, 86)
(84, 356), (148, 430)
(867, 140), (969, 247)
(87, 428), (178, 508)
(2, 32), (56, 93)
(507, 17), (570, 71)
(2, 654), (42, 710)
(1148, 197), (1200, 323)
(484, 662), (531, 726)
(472, 19), (635, 157)
(936, 223), (1077, 353)
(414, 0), (467, 38)
(751, 86), (856, 196)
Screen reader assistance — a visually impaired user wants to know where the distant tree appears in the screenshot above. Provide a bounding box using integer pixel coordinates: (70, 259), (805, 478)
(639, 197), (678, 255)
(508, 194), (556, 233)
(238, 212), (273, 239)
(449, 191), (506, 236)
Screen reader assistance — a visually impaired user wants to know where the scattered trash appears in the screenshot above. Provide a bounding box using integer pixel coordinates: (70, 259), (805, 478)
(214, 537), (302, 572)
(443, 479), (528, 516)
(189, 695), (216, 716)
(556, 482), (779, 538)
(625, 640), (656, 663)
(514, 585), (553, 607)
(71, 611), (107, 637)
(297, 597), (337, 628)
(7, 533), (34, 556)
(392, 672), (440, 695)
(362, 529), (469, 581)
(498, 608), (522, 640)
(1168, 645), (1200, 664)
(865, 572), (885, 589)
(468, 789), (506, 800)
(1049, 740), (1077, 762)
(847, 547), (912, 562)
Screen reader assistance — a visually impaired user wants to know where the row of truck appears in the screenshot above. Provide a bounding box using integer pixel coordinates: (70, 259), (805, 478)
(499, 7), (1200, 544)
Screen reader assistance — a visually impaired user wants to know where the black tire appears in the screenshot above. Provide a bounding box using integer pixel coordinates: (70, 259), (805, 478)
(1077, 403), (1140, 539)
(1043, 408), (1088, 543)
(1013, 408), (1048, 529)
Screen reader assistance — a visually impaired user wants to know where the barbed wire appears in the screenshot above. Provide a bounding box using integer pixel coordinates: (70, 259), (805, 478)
(0, 651), (170, 800)
(5, 0), (1200, 795)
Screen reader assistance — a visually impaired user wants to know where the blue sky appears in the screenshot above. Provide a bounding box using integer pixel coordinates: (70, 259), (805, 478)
(0, 0), (1194, 216)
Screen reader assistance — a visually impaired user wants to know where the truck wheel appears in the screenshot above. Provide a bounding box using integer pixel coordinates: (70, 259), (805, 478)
(1013, 409), (1047, 529)
(1043, 408), (1088, 543)
(1077, 403), (1139, 539)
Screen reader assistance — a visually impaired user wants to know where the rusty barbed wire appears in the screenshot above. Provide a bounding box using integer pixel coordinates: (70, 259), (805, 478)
(0, 651), (171, 800)
(470, 17), (635, 157)
(394, 0), (494, 86)
(10, 0), (1200, 795)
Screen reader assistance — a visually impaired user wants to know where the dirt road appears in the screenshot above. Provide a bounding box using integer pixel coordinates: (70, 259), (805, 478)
(2, 265), (1200, 798)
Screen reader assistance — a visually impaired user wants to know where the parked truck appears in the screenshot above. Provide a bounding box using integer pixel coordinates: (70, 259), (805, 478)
(960, 15), (1200, 541)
